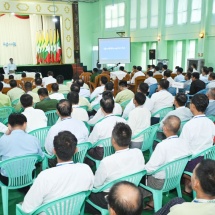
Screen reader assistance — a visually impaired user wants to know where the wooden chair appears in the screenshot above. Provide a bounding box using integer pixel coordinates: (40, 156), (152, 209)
(4, 79), (10, 84)
(21, 77), (34, 83)
(89, 74), (110, 93)
(129, 76), (146, 93)
(122, 73), (131, 81)
(154, 74), (163, 83)
(2, 88), (11, 94)
(171, 73), (177, 79)
(46, 83), (52, 93)
(79, 72), (92, 84)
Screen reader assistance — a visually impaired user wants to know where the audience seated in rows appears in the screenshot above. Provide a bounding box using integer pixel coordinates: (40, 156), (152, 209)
(107, 181), (143, 215)
(0, 113), (43, 185)
(90, 76), (108, 101)
(70, 83), (92, 111)
(7, 80), (25, 102)
(32, 78), (42, 93)
(200, 66), (209, 84)
(22, 131), (94, 213)
(87, 96), (126, 163)
(35, 88), (58, 112)
(174, 67), (185, 82)
(189, 72), (205, 95)
(0, 82), (11, 107)
(101, 67), (110, 76)
(67, 91), (89, 121)
(163, 70), (174, 87)
(122, 83), (153, 119)
(119, 66), (127, 73)
(153, 66), (161, 76)
(20, 94), (47, 133)
(131, 66), (145, 84)
(128, 92), (151, 149)
(0, 74), (10, 88)
(144, 71), (157, 86)
(88, 90), (122, 125)
(180, 94), (215, 193)
(90, 68), (99, 83)
(205, 88), (215, 116)
(115, 80), (134, 104)
(56, 75), (70, 94)
(42, 71), (56, 87)
(49, 83), (64, 100)
(159, 93), (193, 129)
(45, 100), (88, 155)
(85, 122), (145, 214)
(206, 72), (215, 89)
(76, 78), (90, 98)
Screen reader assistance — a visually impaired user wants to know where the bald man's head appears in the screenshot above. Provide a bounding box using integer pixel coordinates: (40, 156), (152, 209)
(163, 115), (181, 135)
(107, 181), (143, 215)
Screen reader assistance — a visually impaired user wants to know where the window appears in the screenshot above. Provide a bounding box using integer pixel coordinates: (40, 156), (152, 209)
(140, 0), (148, 29)
(141, 43), (147, 70)
(174, 41), (183, 67)
(212, 0), (215, 24)
(178, 0), (187, 25)
(165, 0), (174, 26)
(130, 0), (137, 29)
(191, 0), (202, 23)
(105, 3), (125, 29)
(188, 40), (196, 58)
(150, 0), (158, 28)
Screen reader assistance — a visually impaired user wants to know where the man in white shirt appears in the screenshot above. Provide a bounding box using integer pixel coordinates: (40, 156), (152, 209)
(45, 100), (88, 155)
(87, 97), (126, 164)
(7, 80), (25, 102)
(67, 91), (89, 122)
(20, 94), (47, 133)
(42, 71), (56, 87)
(144, 71), (157, 86)
(7, 58), (17, 74)
(200, 67), (209, 84)
(89, 90), (122, 125)
(0, 74), (10, 88)
(123, 83), (153, 119)
(32, 78), (42, 93)
(153, 66), (161, 76)
(151, 79), (174, 124)
(128, 92), (151, 149)
(90, 76), (108, 101)
(174, 67), (185, 82)
(150, 65), (155, 72)
(77, 79), (90, 98)
(85, 122), (145, 214)
(131, 66), (145, 84)
(22, 131), (94, 213)
(163, 70), (174, 87)
(159, 93), (193, 129)
(142, 116), (190, 209)
(161, 65), (168, 76)
(180, 94), (215, 194)
(56, 75), (70, 94)
(191, 63), (198, 73)
(49, 83), (64, 100)
(206, 73), (215, 89)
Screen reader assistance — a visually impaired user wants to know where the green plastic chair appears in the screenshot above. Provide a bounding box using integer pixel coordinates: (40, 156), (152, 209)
(45, 110), (59, 126)
(151, 106), (174, 122)
(63, 93), (68, 99)
(139, 156), (190, 212)
(86, 138), (114, 169)
(207, 115), (215, 123)
(73, 142), (91, 163)
(120, 99), (131, 110)
(2, 118), (8, 126)
(85, 97), (90, 102)
(84, 121), (91, 133)
(131, 124), (160, 156)
(92, 103), (100, 111)
(177, 120), (189, 135)
(16, 191), (89, 215)
(0, 107), (14, 123)
(11, 99), (19, 108)
(29, 126), (51, 151)
(86, 170), (147, 215)
(80, 106), (88, 111)
(0, 154), (42, 215)
(0, 132), (4, 138)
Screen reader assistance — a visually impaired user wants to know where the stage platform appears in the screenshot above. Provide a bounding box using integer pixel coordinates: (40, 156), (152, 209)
(0, 64), (74, 80)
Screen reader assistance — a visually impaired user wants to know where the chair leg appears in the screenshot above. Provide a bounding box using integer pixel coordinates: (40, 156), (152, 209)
(153, 191), (163, 212)
(1, 186), (9, 215)
(176, 185), (182, 198)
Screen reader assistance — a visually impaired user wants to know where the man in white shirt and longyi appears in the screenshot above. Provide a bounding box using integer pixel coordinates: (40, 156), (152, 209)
(22, 131), (94, 213)
(42, 71), (56, 88)
(85, 122), (145, 214)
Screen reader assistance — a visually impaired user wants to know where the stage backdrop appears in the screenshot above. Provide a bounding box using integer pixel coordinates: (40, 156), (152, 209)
(0, 0), (74, 65)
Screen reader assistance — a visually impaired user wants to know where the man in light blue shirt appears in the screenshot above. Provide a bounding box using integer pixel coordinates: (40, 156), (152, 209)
(205, 88), (215, 116)
(0, 113), (43, 164)
(174, 67), (185, 82)
(206, 73), (215, 89)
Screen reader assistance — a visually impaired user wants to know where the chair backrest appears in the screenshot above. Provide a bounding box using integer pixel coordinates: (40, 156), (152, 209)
(29, 191), (88, 215)
(29, 126), (51, 151)
(94, 74), (110, 88)
(134, 76), (146, 92)
(73, 142), (91, 163)
(80, 105), (88, 111)
(178, 120), (189, 135)
(46, 83), (52, 93)
(154, 74), (163, 83)
(0, 132), (4, 138)
(207, 115), (215, 123)
(79, 72), (92, 84)
(2, 87), (11, 94)
(45, 110), (59, 126)
(149, 83), (158, 97)
(120, 99), (131, 110)
(196, 88), (208, 95)
(151, 156), (190, 193)
(168, 87), (177, 96)
(21, 77), (34, 84)
(184, 84), (190, 92)
(92, 103), (100, 112)
(0, 107), (14, 123)
(63, 93), (68, 99)
(0, 154), (41, 188)
(132, 124), (159, 153)
(151, 106), (174, 121)
(171, 73), (177, 79)
(94, 138), (115, 158)
(95, 170), (147, 192)
(11, 98), (20, 108)
(192, 146), (215, 160)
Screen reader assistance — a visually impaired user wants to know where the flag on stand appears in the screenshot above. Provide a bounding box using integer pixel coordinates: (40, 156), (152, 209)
(52, 29), (57, 63)
(56, 30), (62, 63)
(36, 32), (40, 64)
(44, 31), (51, 63)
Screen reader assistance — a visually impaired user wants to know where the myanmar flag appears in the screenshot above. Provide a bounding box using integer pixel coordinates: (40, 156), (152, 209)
(44, 31), (51, 63)
(56, 30), (62, 63)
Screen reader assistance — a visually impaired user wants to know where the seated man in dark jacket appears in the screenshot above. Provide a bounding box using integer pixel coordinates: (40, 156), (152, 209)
(189, 72), (205, 95)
